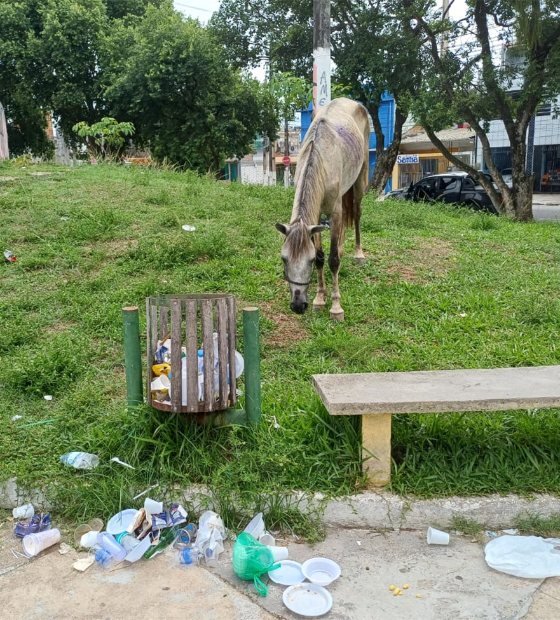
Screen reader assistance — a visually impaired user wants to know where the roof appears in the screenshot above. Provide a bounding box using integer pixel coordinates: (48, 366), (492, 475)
(401, 126), (475, 145)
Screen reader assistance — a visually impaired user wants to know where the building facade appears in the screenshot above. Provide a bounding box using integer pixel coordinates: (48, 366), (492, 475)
(475, 44), (560, 193)
(300, 93), (396, 192)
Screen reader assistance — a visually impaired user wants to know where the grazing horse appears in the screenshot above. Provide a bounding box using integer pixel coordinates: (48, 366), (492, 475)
(275, 98), (370, 321)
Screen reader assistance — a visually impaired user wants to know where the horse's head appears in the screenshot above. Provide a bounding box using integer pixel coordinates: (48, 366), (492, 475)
(275, 221), (327, 314)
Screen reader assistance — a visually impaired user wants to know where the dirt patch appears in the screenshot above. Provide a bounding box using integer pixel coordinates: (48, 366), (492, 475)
(44, 322), (77, 336)
(260, 301), (308, 346)
(381, 237), (455, 283)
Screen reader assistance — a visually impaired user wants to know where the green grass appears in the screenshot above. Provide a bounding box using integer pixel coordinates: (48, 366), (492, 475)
(1, 161), (560, 536)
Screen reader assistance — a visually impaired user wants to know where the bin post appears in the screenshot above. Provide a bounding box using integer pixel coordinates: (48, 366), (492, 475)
(123, 306), (143, 409)
(242, 307), (261, 425)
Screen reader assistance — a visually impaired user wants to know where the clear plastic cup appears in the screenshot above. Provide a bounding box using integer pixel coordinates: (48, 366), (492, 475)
(268, 546), (289, 562)
(22, 528), (61, 557)
(12, 503), (34, 519)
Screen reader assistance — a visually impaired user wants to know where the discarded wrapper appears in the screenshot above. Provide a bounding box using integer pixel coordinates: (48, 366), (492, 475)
(4, 249), (16, 263)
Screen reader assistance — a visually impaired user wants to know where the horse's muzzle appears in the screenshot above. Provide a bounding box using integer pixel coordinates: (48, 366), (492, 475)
(290, 300), (308, 314)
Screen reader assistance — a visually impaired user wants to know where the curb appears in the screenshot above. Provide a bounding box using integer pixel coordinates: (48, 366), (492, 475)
(2, 477), (559, 530)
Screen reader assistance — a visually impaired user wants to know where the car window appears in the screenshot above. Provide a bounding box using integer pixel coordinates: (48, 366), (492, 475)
(462, 177), (476, 190)
(440, 177), (460, 192)
(417, 178), (438, 192)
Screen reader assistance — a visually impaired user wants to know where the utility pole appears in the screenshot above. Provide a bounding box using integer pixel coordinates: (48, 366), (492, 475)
(441, 0), (449, 56)
(313, 0), (331, 112)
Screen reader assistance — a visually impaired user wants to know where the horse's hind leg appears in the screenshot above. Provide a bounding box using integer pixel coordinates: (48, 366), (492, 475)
(313, 233), (327, 311)
(329, 210), (345, 321)
(353, 162), (368, 264)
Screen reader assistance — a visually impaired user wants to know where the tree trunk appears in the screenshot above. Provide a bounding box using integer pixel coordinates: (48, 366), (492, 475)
(368, 106), (406, 195)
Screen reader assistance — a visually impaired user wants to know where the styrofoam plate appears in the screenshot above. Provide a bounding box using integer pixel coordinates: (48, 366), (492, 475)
(106, 509), (138, 535)
(283, 583), (333, 617)
(269, 560), (305, 586)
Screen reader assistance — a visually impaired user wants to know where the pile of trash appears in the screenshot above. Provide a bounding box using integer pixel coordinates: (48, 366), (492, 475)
(11, 498), (226, 573)
(150, 331), (244, 405)
(233, 513), (340, 616)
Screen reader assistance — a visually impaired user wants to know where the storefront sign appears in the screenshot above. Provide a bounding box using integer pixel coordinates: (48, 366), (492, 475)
(397, 154), (419, 164)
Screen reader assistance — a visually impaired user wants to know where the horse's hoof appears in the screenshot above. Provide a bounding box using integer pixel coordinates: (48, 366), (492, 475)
(330, 310), (345, 321)
(354, 256), (366, 265)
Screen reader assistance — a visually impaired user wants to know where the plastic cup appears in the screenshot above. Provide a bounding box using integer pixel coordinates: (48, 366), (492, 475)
(427, 527), (450, 545)
(12, 503), (34, 519)
(80, 531), (100, 548)
(22, 528), (61, 557)
(268, 545), (289, 562)
(88, 518), (104, 531)
(74, 524), (92, 545)
(259, 533), (276, 546)
(144, 497), (164, 514)
(244, 513), (265, 540)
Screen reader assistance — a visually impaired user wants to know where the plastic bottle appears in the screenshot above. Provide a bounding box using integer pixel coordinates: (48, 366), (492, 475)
(177, 547), (199, 567)
(197, 350), (204, 375)
(115, 532), (141, 554)
(60, 452), (100, 469)
(98, 532), (126, 562)
(144, 525), (182, 559)
(93, 546), (120, 569)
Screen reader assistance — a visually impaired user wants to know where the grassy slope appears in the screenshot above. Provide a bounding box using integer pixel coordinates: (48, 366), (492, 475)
(1, 161), (559, 530)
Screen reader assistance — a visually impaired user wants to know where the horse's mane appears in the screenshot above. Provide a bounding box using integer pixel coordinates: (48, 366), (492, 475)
(286, 120), (328, 259)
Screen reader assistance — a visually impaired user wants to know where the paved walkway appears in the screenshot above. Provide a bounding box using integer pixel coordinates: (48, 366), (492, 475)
(1, 518), (559, 619)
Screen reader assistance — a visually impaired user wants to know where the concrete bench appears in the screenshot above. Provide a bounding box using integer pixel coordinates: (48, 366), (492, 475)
(312, 366), (560, 486)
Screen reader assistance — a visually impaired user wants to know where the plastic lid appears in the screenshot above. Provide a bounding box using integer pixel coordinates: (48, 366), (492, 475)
(197, 350), (204, 357)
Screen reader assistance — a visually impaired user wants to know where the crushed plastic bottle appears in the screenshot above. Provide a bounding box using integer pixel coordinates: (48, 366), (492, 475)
(4, 249), (17, 263)
(60, 452), (100, 469)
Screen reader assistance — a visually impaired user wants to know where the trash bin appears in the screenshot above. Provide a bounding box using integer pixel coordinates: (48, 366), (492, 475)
(146, 294), (239, 414)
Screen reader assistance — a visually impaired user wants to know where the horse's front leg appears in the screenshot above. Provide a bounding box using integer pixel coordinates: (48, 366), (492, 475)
(329, 215), (345, 321)
(313, 234), (327, 311)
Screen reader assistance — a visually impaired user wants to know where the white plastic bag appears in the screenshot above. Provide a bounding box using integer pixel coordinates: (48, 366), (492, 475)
(485, 535), (560, 578)
(194, 511), (226, 565)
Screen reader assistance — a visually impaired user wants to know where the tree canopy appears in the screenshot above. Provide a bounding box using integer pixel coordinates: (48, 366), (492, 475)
(0, 0), (278, 171)
(407, 0), (560, 220)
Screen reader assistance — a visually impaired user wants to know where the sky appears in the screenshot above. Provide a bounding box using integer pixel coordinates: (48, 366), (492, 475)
(173, 0), (220, 23)
(173, 0), (469, 22)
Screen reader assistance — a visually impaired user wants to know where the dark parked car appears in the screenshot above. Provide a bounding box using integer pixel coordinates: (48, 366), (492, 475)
(388, 172), (500, 214)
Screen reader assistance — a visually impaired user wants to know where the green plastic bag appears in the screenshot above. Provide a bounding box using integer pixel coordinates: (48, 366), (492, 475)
(232, 532), (280, 596)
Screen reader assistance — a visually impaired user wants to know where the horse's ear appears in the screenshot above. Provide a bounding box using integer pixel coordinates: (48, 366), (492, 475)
(307, 225), (327, 237)
(275, 222), (289, 236)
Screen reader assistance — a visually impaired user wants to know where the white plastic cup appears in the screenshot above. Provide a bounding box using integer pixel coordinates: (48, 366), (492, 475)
(22, 528), (61, 557)
(12, 503), (34, 519)
(80, 530), (100, 548)
(268, 545), (289, 561)
(427, 527), (450, 545)
(259, 533), (276, 546)
(144, 497), (164, 514)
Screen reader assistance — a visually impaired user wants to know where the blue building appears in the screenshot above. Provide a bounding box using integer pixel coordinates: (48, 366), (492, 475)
(300, 93), (395, 193)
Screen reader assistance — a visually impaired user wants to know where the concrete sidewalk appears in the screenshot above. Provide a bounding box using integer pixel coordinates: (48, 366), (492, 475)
(2, 519), (559, 619)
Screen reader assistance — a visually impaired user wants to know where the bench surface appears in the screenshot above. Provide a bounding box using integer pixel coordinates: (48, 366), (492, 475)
(312, 366), (560, 415)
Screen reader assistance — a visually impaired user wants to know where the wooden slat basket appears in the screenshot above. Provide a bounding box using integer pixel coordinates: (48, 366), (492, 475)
(146, 294), (238, 413)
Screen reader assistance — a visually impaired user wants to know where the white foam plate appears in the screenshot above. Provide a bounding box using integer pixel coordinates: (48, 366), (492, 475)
(283, 583), (333, 617)
(106, 509), (138, 535)
(269, 560), (305, 586)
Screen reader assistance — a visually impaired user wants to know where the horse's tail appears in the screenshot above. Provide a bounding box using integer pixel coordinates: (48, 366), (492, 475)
(342, 187), (355, 230)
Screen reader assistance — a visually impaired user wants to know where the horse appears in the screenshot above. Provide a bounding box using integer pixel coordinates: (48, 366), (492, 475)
(275, 97), (370, 321)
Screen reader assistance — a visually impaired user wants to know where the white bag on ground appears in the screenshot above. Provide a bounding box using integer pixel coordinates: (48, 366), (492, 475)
(194, 511), (226, 562)
(485, 535), (560, 578)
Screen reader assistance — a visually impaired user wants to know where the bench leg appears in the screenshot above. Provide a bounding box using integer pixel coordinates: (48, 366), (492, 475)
(362, 414), (392, 486)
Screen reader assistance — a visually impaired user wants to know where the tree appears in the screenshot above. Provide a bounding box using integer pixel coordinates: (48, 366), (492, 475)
(210, 0), (425, 195)
(0, 0), (53, 157)
(269, 72), (311, 184)
(408, 0), (560, 221)
(72, 117), (135, 159)
(106, 6), (279, 173)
